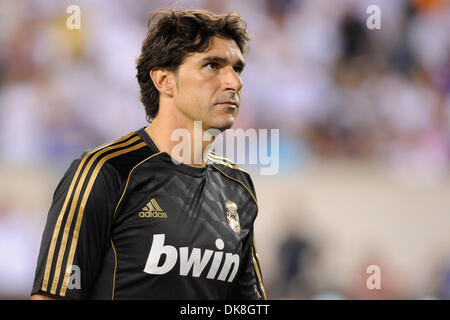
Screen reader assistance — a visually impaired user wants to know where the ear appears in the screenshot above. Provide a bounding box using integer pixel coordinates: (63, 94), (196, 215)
(149, 67), (176, 98)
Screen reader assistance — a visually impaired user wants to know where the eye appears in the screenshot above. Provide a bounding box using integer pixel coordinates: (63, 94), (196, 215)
(233, 66), (243, 75)
(205, 62), (219, 70)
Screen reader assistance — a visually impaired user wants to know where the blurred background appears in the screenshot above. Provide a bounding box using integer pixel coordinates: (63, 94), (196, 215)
(1, 0), (450, 299)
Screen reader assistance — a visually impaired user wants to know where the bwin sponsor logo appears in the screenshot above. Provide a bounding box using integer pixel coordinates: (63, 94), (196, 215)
(143, 234), (240, 282)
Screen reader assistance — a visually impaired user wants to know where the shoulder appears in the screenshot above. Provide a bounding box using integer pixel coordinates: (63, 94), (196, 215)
(52, 130), (158, 210)
(75, 130), (156, 182)
(207, 151), (257, 202)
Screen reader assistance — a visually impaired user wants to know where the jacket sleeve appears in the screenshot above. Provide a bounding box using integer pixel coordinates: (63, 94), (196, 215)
(230, 225), (267, 300)
(31, 157), (120, 299)
(230, 172), (267, 300)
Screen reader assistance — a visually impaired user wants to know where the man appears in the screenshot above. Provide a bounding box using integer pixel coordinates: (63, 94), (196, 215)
(31, 8), (266, 300)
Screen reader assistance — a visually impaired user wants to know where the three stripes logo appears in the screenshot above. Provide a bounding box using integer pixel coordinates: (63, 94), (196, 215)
(139, 198), (167, 219)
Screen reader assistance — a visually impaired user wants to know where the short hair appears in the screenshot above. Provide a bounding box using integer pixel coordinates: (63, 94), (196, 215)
(136, 8), (251, 122)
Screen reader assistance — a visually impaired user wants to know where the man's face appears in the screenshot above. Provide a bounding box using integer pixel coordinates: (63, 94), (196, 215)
(172, 36), (245, 131)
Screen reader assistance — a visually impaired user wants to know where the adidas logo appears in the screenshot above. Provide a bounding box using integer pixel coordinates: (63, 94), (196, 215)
(139, 198), (168, 218)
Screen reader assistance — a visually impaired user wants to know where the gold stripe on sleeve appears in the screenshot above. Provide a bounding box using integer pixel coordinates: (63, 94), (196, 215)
(49, 136), (141, 294)
(59, 141), (147, 296)
(110, 238), (118, 300)
(41, 132), (135, 292)
(252, 238), (267, 300)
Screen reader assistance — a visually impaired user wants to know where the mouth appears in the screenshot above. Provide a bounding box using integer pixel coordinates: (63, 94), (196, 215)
(215, 101), (239, 109)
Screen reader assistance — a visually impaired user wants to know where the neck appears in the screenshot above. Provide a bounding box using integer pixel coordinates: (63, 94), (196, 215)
(145, 114), (215, 168)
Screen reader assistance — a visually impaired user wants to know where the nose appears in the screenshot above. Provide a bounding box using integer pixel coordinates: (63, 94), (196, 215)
(223, 66), (243, 92)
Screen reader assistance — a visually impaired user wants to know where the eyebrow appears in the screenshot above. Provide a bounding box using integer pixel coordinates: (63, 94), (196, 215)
(200, 55), (246, 70)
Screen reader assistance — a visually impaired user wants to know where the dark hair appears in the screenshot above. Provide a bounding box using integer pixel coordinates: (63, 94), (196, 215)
(136, 8), (251, 122)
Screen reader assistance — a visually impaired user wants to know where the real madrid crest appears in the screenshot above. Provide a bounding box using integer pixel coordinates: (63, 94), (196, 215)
(225, 200), (240, 234)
